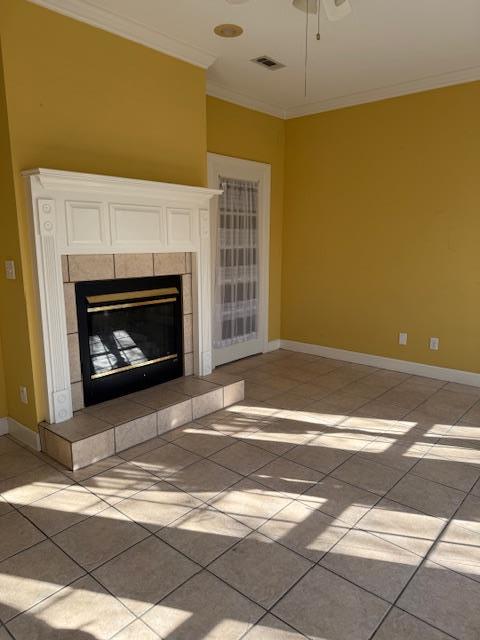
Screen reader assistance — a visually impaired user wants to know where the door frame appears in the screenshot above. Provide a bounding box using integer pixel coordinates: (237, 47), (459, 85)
(207, 152), (271, 366)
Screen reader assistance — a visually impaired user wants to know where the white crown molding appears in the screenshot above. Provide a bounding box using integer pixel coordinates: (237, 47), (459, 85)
(23, 168), (222, 203)
(207, 83), (287, 119)
(284, 65), (480, 119)
(211, 66), (480, 120)
(281, 339), (480, 388)
(28, 0), (216, 69)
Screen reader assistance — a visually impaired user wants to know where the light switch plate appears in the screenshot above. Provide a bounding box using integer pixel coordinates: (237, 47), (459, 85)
(5, 260), (16, 280)
(399, 332), (408, 346)
(429, 337), (440, 351)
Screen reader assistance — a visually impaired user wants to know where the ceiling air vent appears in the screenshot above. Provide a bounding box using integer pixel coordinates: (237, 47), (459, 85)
(251, 56), (285, 71)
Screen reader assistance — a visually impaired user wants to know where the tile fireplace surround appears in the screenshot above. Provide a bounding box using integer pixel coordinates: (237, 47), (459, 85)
(23, 169), (246, 469)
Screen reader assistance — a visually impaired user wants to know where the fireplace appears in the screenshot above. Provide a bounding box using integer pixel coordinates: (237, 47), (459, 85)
(76, 275), (183, 405)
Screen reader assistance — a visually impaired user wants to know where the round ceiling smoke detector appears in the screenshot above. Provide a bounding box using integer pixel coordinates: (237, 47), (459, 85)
(214, 23), (244, 37)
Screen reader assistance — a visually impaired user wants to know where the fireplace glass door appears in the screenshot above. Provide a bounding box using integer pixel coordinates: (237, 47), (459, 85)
(76, 276), (183, 405)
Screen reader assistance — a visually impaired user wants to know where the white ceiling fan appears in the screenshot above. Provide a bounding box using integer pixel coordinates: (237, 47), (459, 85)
(293, 0), (352, 22)
(292, 0), (352, 96)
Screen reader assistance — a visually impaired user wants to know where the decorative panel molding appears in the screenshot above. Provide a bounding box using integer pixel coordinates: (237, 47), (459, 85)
(110, 204), (165, 247)
(24, 168), (221, 424)
(66, 201), (107, 247)
(166, 208), (195, 248)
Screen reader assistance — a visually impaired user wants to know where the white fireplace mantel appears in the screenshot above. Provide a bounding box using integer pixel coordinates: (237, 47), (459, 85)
(23, 168), (222, 424)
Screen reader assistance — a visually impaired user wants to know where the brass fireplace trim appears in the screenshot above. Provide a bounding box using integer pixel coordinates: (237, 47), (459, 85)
(88, 297), (177, 313)
(86, 287), (179, 305)
(91, 353), (178, 379)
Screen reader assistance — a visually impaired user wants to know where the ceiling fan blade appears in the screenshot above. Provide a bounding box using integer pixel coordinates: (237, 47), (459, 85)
(323, 0), (352, 21)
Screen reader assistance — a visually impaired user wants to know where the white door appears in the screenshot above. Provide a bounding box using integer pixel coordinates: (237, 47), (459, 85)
(208, 153), (270, 367)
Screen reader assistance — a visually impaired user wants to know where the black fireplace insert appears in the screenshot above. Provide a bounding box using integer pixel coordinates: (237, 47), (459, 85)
(75, 275), (184, 406)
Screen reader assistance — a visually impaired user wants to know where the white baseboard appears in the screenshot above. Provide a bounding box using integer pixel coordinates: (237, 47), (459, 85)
(7, 418), (41, 451)
(267, 339), (281, 352)
(281, 339), (480, 388)
(0, 417), (8, 436)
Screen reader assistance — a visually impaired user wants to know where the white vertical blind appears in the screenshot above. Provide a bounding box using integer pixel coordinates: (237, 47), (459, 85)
(214, 176), (259, 349)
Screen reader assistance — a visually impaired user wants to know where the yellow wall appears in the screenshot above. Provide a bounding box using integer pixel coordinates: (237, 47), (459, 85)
(0, 36), (34, 425)
(0, 339), (7, 418)
(0, 0), (207, 429)
(206, 97), (285, 340)
(283, 81), (480, 372)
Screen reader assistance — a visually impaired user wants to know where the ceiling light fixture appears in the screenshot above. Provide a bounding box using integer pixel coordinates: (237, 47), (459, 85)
(214, 23), (244, 38)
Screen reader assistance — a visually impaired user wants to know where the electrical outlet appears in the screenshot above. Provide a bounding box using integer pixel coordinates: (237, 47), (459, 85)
(429, 337), (440, 351)
(399, 332), (408, 346)
(19, 386), (28, 404)
(5, 260), (16, 280)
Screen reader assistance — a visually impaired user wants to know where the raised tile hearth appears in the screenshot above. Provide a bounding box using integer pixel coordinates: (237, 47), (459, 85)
(40, 374), (244, 470)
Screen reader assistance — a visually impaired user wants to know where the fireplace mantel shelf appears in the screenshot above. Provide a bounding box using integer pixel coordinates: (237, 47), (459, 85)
(24, 168), (222, 425)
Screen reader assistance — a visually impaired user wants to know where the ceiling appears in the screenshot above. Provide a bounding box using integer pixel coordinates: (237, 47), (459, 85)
(32, 0), (480, 118)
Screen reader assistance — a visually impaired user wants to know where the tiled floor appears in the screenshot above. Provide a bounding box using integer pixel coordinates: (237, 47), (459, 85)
(1, 349), (480, 639)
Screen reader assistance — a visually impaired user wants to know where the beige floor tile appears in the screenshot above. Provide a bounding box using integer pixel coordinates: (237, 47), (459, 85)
(93, 536), (198, 616)
(84, 398), (153, 426)
(272, 565), (389, 640)
(0, 449), (44, 482)
(112, 619), (160, 639)
(300, 476), (379, 526)
(0, 540), (84, 622)
(249, 457), (323, 499)
(114, 481), (201, 532)
(242, 614), (306, 639)
(284, 440), (353, 475)
(357, 440), (431, 472)
(258, 501), (349, 562)
(20, 484), (109, 536)
(64, 455), (124, 482)
(320, 528), (422, 602)
(7, 575), (133, 640)
(331, 455), (405, 496)
(117, 435), (166, 461)
(386, 472), (466, 519)
(0, 511), (45, 562)
(131, 443), (200, 479)
(374, 607), (452, 640)
(0, 497), (12, 517)
(0, 464), (73, 506)
(0, 437), (24, 455)
(450, 493), (480, 536)
(398, 560), (480, 639)
(411, 454), (480, 492)
(129, 386), (190, 410)
(265, 392), (312, 411)
(167, 458), (242, 501)
(210, 532), (312, 608)
(142, 571), (263, 640)
(45, 412), (111, 443)
(209, 441), (276, 476)
(429, 521), (480, 582)
(354, 498), (445, 556)
(470, 477), (480, 497)
(115, 414), (158, 452)
(81, 462), (158, 505)
(0, 626), (11, 639)
(158, 505), (251, 565)
(53, 507), (149, 571)
(174, 428), (235, 457)
(240, 427), (304, 456)
(208, 478), (292, 529)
